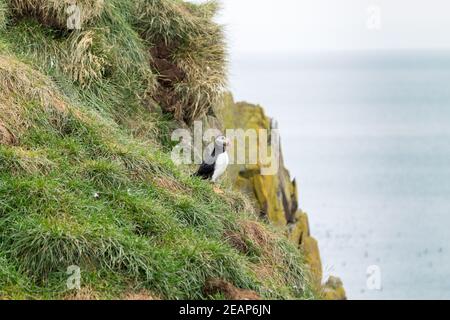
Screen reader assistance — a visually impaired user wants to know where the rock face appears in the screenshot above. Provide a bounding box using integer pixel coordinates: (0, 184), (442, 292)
(211, 93), (346, 300)
(322, 277), (347, 301)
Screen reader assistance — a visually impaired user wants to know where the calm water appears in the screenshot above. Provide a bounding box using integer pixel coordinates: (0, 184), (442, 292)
(229, 51), (450, 300)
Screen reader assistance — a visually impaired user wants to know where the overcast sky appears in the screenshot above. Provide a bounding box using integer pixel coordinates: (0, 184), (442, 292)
(201, 0), (450, 54)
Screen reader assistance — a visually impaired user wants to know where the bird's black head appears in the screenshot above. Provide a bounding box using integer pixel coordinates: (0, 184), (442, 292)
(214, 135), (230, 153)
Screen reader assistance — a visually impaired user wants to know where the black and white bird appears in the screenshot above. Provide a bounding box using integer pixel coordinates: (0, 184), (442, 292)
(195, 135), (230, 183)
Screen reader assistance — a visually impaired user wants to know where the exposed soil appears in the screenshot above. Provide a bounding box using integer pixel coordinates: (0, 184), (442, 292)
(224, 230), (249, 254)
(240, 220), (271, 248)
(63, 287), (100, 300)
(122, 290), (160, 300)
(0, 123), (17, 145)
(150, 42), (186, 121)
(204, 279), (260, 300)
(224, 220), (272, 255)
(153, 176), (189, 193)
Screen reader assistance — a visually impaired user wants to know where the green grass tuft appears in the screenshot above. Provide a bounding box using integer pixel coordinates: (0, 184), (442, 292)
(0, 1), (316, 300)
(135, 0), (227, 123)
(0, 0), (7, 30)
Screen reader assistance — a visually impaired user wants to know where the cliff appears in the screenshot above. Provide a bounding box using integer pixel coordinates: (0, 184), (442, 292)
(210, 93), (346, 299)
(0, 0), (326, 300)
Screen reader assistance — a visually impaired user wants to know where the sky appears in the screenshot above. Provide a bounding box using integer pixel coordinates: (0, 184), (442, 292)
(195, 0), (450, 54)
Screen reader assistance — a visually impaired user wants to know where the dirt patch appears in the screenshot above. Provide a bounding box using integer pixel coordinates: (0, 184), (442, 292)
(150, 43), (186, 84)
(150, 43), (187, 121)
(240, 220), (271, 248)
(224, 220), (273, 255)
(122, 290), (160, 300)
(204, 279), (260, 300)
(0, 123), (17, 145)
(153, 176), (188, 193)
(253, 262), (276, 280)
(224, 230), (249, 254)
(64, 287), (100, 300)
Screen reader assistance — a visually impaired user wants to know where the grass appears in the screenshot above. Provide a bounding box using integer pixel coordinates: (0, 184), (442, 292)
(0, 0), (316, 300)
(8, 0), (105, 30)
(135, 0), (227, 122)
(0, 0), (7, 30)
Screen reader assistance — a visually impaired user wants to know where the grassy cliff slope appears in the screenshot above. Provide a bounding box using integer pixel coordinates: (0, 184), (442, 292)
(0, 0), (316, 300)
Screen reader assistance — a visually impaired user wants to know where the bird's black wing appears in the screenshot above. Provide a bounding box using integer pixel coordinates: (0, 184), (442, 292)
(195, 161), (216, 180)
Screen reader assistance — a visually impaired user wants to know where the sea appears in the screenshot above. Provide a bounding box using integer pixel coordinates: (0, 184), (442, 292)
(229, 50), (450, 300)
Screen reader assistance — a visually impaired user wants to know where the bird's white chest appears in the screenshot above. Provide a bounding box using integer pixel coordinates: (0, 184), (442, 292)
(212, 152), (229, 182)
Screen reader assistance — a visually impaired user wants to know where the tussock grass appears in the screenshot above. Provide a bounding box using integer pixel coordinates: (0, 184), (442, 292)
(0, 252), (30, 299)
(2, 4), (156, 115)
(0, 54), (72, 145)
(0, 55), (68, 113)
(0, 146), (54, 174)
(8, 0), (105, 29)
(63, 30), (109, 87)
(135, 0), (227, 122)
(0, 1), (316, 300)
(81, 158), (128, 188)
(0, 0), (7, 30)
(3, 0), (225, 123)
(223, 217), (314, 299)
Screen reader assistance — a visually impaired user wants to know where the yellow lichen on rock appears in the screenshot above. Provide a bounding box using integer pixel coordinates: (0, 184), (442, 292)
(322, 276), (347, 300)
(252, 174), (287, 226)
(214, 93), (307, 228)
(289, 211), (323, 285)
(302, 236), (323, 285)
(212, 93), (344, 298)
(214, 94), (295, 226)
(289, 211), (309, 244)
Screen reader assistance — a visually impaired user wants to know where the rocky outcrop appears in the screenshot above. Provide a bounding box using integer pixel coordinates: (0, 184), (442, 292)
(288, 211), (323, 285)
(322, 277), (346, 301)
(211, 93), (346, 300)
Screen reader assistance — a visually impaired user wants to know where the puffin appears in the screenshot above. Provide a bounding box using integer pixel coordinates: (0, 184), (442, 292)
(195, 135), (231, 184)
